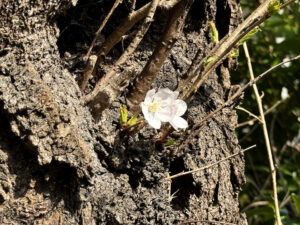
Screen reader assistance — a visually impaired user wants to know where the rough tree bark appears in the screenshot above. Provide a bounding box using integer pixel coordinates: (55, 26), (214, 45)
(0, 0), (246, 224)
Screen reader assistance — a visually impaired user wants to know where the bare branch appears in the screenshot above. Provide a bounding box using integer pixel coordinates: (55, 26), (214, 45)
(80, 55), (97, 91)
(91, 0), (184, 75)
(83, 0), (159, 119)
(126, 0), (192, 112)
(178, 0), (295, 102)
(237, 98), (288, 128)
(236, 106), (262, 123)
(85, 0), (123, 60)
(178, 55), (300, 150)
(166, 145), (256, 180)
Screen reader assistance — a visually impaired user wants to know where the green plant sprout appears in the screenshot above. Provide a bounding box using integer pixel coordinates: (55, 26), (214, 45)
(231, 49), (239, 58)
(238, 27), (261, 46)
(208, 21), (219, 43)
(267, 0), (281, 15)
(165, 138), (176, 147)
(204, 56), (215, 66)
(127, 112), (143, 126)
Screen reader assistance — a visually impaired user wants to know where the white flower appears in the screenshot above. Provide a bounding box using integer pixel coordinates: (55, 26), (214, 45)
(281, 87), (289, 100)
(141, 88), (188, 130)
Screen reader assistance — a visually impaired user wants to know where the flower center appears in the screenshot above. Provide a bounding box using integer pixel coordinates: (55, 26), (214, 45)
(148, 102), (158, 112)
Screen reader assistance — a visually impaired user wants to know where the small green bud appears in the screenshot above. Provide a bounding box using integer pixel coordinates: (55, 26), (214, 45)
(238, 27), (261, 45)
(165, 138), (176, 147)
(230, 49), (239, 58)
(204, 57), (214, 66)
(268, 0), (280, 15)
(208, 21), (219, 43)
(120, 105), (128, 127)
(127, 113), (142, 126)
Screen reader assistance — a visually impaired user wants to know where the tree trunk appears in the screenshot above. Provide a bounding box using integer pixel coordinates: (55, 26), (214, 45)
(0, 0), (247, 224)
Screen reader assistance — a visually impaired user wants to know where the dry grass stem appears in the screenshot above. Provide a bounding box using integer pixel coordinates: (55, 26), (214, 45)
(242, 41), (281, 225)
(241, 201), (269, 213)
(178, 220), (236, 225)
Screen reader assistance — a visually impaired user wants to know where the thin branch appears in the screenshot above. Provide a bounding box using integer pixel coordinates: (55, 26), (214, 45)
(241, 201), (269, 213)
(80, 55), (97, 91)
(126, 0), (192, 112)
(242, 41), (281, 225)
(83, 0), (159, 118)
(178, 0), (296, 102)
(178, 219), (236, 225)
(236, 106), (262, 123)
(237, 98), (288, 128)
(90, 0), (184, 75)
(281, 0), (296, 9)
(179, 55), (300, 150)
(179, 0), (274, 101)
(92, 2), (151, 72)
(192, 55), (300, 130)
(156, 0), (296, 143)
(166, 145), (256, 180)
(85, 0), (122, 60)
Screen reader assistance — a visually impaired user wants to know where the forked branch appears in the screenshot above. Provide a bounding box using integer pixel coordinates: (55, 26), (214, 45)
(126, 0), (192, 112)
(177, 55), (300, 150)
(82, 0), (159, 119)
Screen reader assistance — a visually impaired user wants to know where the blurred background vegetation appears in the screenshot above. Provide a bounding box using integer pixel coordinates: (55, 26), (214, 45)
(232, 0), (300, 224)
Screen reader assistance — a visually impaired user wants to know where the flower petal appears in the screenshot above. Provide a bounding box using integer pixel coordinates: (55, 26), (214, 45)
(141, 102), (149, 119)
(175, 99), (187, 116)
(147, 114), (161, 129)
(144, 89), (156, 104)
(155, 88), (174, 101)
(172, 91), (179, 99)
(170, 116), (188, 130)
(156, 107), (175, 122)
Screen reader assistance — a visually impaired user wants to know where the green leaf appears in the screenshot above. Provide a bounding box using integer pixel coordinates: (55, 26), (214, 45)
(127, 113), (142, 126)
(238, 27), (261, 45)
(208, 21), (219, 43)
(230, 49), (239, 58)
(267, 0), (281, 16)
(120, 105), (128, 126)
(204, 57), (214, 66)
(165, 138), (176, 146)
(291, 193), (300, 215)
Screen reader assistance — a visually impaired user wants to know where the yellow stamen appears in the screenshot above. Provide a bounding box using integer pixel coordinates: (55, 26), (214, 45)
(148, 103), (158, 112)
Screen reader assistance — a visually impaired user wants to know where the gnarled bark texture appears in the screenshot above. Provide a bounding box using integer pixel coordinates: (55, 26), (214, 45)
(0, 0), (246, 224)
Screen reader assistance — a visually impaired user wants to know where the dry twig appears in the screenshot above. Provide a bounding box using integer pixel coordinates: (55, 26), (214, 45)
(166, 145), (256, 180)
(237, 98), (288, 127)
(83, 0), (159, 118)
(85, 0), (122, 60)
(236, 106), (262, 123)
(80, 55), (97, 91)
(178, 55), (300, 150)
